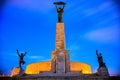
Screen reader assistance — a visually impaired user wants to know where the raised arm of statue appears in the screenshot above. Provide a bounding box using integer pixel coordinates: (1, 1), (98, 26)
(16, 49), (20, 56)
(96, 50), (99, 57)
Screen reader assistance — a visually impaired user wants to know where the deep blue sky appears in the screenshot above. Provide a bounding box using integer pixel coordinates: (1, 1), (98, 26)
(0, 0), (120, 76)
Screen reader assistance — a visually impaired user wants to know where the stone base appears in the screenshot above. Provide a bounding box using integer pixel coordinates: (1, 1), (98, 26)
(11, 67), (24, 77)
(3, 76), (118, 80)
(51, 50), (70, 73)
(15, 74), (110, 80)
(97, 67), (109, 76)
(38, 71), (83, 76)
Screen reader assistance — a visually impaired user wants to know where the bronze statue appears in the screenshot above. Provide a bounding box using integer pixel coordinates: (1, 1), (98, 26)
(96, 50), (106, 68)
(16, 49), (26, 69)
(54, 2), (66, 22)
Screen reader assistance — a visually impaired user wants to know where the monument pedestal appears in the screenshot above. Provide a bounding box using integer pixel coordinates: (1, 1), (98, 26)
(51, 50), (70, 73)
(11, 67), (24, 77)
(97, 67), (109, 76)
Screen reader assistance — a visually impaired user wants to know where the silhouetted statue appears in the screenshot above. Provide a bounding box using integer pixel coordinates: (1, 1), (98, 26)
(96, 50), (106, 68)
(54, 2), (65, 22)
(16, 49), (26, 69)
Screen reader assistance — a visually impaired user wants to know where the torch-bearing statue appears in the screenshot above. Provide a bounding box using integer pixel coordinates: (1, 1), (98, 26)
(54, 1), (66, 22)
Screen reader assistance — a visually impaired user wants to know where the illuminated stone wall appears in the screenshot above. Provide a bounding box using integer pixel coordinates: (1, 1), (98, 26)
(26, 61), (92, 74)
(11, 68), (20, 76)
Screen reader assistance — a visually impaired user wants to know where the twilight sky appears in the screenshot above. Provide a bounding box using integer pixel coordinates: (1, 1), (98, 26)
(0, 0), (120, 76)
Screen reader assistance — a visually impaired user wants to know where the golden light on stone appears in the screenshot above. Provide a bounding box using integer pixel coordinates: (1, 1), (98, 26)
(70, 62), (92, 74)
(26, 61), (51, 74)
(11, 68), (21, 76)
(26, 61), (92, 74)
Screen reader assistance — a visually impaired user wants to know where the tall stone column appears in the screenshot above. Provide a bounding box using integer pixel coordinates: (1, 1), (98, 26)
(56, 23), (65, 50)
(51, 22), (70, 73)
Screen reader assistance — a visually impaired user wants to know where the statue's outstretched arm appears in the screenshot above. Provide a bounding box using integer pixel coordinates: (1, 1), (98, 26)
(16, 49), (20, 56)
(96, 50), (99, 56)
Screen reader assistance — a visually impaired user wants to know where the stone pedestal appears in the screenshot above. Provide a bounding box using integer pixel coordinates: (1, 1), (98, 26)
(56, 50), (66, 73)
(97, 67), (109, 76)
(51, 50), (70, 73)
(56, 50), (70, 73)
(11, 67), (24, 77)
